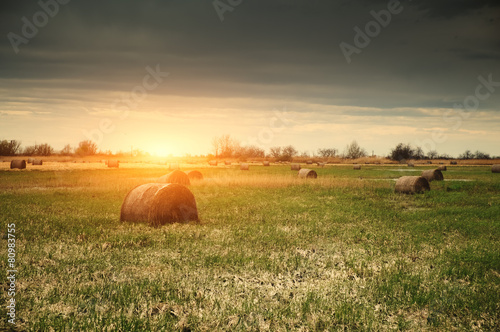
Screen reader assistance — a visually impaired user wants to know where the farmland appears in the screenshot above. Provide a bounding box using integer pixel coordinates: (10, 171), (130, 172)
(1, 163), (499, 331)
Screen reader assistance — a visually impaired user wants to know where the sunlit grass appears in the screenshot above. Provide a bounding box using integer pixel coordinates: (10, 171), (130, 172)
(0, 165), (499, 330)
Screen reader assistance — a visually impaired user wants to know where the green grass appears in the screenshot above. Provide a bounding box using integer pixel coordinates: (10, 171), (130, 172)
(0, 166), (499, 331)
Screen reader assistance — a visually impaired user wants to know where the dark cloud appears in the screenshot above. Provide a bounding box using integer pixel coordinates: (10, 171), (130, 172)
(0, 0), (499, 111)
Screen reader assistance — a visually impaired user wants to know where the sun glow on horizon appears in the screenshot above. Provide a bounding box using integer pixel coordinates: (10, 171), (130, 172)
(145, 144), (172, 157)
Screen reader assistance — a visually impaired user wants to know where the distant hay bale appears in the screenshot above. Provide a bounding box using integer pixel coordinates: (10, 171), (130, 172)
(421, 169), (444, 182)
(492, 165), (500, 173)
(437, 165), (447, 171)
(107, 160), (119, 168)
(32, 159), (43, 166)
(10, 160), (26, 169)
(353, 165), (361, 170)
(27, 158), (34, 164)
(298, 168), (317, 178)
(450, 161), (458, 165)
(158, 170), (190, 185)
(262, 161), (270, 166)
(407, 163), (415, 167)
(291, 164), (301, 171)
(240, 163), (249, 170)
(395, 176), (430, 194)
(224, 161), (231, 165)
(306, 160), (313, 165)
(186, 170), (203, 181)
(168, 163), (179, 170)
(120, 183), (199, 226)
(208, 160), (217, 166)
(426, 161), (432, 164)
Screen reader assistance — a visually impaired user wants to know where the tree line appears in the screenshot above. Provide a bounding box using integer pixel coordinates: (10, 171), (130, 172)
(0, 137), (497, 160)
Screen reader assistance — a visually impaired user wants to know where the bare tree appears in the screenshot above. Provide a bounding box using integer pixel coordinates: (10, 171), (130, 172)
(269, 146), (282, 159)
(75, 140), (98, 156)
(60, 144), (73, 156)
(219, 134), (236, 158)
(211, 136), (220, 158)
(0, 140), (22, 156)
(426, 150), (438, 160)
(281, 145), (298, 161)
(343, 141), (367, 159)
(317, 148), (337, 158)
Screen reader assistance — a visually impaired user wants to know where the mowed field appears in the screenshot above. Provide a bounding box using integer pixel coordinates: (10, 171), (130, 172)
(1, 163), (499, 331)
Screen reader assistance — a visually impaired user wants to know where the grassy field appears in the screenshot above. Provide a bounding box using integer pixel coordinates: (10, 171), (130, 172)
(1, 164), (499, 331)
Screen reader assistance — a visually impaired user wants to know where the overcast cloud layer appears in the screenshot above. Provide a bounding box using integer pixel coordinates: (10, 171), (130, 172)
(0, 0), (499, 156)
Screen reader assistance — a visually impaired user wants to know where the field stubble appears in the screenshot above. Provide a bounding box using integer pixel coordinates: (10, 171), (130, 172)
(0, 165), (499, 331)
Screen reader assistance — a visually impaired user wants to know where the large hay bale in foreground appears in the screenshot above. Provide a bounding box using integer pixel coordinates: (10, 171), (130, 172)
(240, 163), (249, 170)
(298, 168), (317, 178)
(262, 161), (270, 166)
(208, 160), (217, 166)
(158, 169), (190, 185)
(186, 170), (203, 181)
(120, 183), (198, 226)
(421, 169), (444, 182)
(107, 160), (119, 168)
(10, 160), (26, 169)
(437, 165), (447, 171)
(291, 164), (301, 171)
(353, 165), (361, 170)
(492, 165), (500, 173)
(395, 176), (430, 194)
(32, 159), (43, 166)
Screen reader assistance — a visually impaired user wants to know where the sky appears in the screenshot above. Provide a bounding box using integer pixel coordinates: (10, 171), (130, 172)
(1, 0), (499, 157)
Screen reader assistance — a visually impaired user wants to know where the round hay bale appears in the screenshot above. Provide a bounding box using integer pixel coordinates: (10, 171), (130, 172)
(240, 163), (249, 170)
(224, 161), (231, 165)
(492, 165), (500, 173)
(306, 160), (313, 165)
(107, 160), (119, 168)
(186, 170), (203, 180)
(32, 159), (43, 166)
(450, 161), (458, 165)
(421, 169), (444, 182)
(27, 158), (34, 164)
(262, 161), (270, 166)
(168, 163), (179, 170)
(353, 165), (361, 170)
(395, 176), (430, 194)
(120, 183), (198, 226)
(437, 165), (447, 171)
(10, 160), (26, 169)
(291, 164), (301, 171)
(407, 163), (415, 167)
(208, 160), (217, 166)
(158, 169), (190, 185)
(426, 161), (432, 164)
(298, 168), (317, 178)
